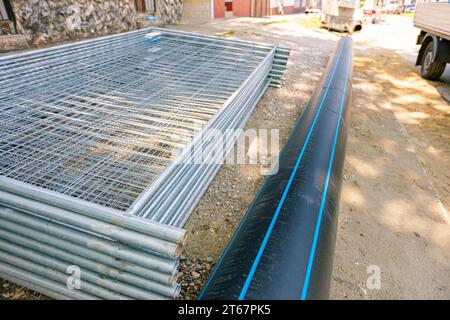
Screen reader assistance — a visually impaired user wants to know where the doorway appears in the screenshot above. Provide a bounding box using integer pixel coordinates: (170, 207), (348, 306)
(135, 0), (156, 13)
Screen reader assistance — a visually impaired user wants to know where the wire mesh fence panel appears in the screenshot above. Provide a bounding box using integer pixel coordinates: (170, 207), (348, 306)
(0, 29), (273, 212)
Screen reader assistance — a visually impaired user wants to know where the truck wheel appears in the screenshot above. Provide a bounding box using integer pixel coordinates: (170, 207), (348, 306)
(421, 42), (446, 80)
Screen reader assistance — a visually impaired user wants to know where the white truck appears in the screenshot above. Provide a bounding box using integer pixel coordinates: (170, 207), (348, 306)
(414, 1), (450, 80)
(320, 0), (363, 32)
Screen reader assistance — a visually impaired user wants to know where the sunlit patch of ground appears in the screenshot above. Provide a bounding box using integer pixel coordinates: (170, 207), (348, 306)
(331, 41), (450, 299)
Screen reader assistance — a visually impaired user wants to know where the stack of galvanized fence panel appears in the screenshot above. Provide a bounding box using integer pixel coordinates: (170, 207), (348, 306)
(0, 27), (289, 299)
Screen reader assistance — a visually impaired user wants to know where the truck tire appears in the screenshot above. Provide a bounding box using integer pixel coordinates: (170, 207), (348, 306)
(421, 42), (446, 80)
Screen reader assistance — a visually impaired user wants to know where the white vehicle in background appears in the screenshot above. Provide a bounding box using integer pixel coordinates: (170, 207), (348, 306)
(363, 0), (375, 14)
(320, 0), (364, 32)
(386, 2), (399, 14)
(414, 1), (450, 80)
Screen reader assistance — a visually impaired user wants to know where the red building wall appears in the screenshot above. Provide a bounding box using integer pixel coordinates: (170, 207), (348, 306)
(214, 0), (225, 18)
(233, 0), (252, 16)
(214, 0), (253, 18)
(214, 0), (307, 19)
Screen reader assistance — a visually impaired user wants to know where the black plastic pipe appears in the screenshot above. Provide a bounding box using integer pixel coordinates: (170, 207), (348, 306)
(199, 36), (353, 300)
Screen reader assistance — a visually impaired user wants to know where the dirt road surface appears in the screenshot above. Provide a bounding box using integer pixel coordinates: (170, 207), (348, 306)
(331, 16), (450, 299)
(1, 15), (449, 300)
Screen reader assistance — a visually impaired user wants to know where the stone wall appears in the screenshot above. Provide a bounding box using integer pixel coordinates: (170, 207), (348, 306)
(9, 0), (183, 46)
(156, 0), (183, 25)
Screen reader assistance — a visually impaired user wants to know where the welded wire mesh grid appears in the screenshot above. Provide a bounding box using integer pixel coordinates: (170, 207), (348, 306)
(0, 29), (274, 212)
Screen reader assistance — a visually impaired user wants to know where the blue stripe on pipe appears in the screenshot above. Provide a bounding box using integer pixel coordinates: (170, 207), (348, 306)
(238, 43), (345, 300)
(198, 177), (269, 299)
(300, 60), (350, 300)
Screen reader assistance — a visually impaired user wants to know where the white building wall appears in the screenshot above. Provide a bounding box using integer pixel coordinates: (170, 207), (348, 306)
(183, 0), (212, 21)
(270, 0), (297, 9)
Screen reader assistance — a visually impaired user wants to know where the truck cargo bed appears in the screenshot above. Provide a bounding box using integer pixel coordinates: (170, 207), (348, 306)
(413, 2), (450, 41)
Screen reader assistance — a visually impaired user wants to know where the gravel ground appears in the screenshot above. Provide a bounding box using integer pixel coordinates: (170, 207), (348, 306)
(0, 279), (48, 300)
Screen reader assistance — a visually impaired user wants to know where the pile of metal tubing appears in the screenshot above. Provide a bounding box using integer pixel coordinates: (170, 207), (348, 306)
(0, 28), (289, 299)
